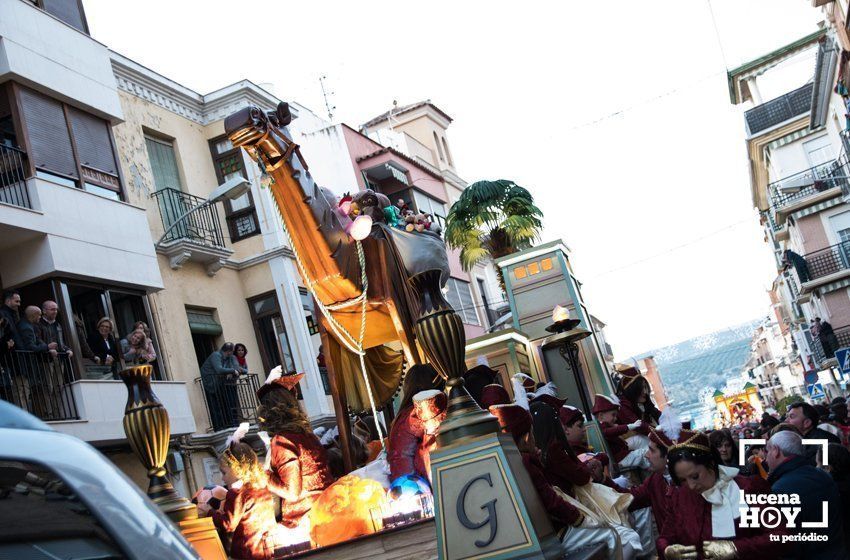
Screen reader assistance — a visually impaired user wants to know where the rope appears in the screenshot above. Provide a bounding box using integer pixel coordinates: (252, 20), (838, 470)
(268, 169), (386, 445)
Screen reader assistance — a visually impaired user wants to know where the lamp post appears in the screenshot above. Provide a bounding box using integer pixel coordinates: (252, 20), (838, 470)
(156, 177), (251, 246)
(543, 305), (593, 415)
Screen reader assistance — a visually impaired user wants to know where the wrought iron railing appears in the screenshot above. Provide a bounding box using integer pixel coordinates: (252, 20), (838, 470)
(745, 83), (813, 135)
(811, 325), (850, 364)
(1, 351), (78, 421)
(801, 240), (850, 281)
(769, 156), (849, 210)
(195, 372), (260, 432)
(0, 144), (32, 209)
(152, 187), (226, 248)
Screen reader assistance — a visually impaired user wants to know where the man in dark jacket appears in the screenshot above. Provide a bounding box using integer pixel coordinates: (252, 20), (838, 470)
(199, 342), (245, 431)
(0, 290), (21, 351)
(786, 402), (841, 461)
(767, 430), (848, 559)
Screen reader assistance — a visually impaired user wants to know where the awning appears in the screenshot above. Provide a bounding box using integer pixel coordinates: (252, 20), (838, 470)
(767, 127), (822, 152)
(187, 309), (223, 336)
(816, 276), (850, 296)
(791, 196), (843, 220)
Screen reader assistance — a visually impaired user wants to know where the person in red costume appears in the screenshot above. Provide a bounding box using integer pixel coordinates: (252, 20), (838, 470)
(657, 430), (785, 560)
(480, 383), (510, 409)
(593, 394), (650, 471)
(530, 400), (592, 495)
(257, 368), (333, 530)
(490, 403), (637, 559)
(616, 367), (660, 431)
(387, 364), (443, 481)
(206, 427), (277, 559)
(560, 405), (612, 484)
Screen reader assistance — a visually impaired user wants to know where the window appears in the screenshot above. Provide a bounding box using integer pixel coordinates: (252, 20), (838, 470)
(0, 460), (123, 556)
(477, 277), (497, 327)
(299, 288), (319, 335)
(541, 258), (553, 271)
(248, 293), (297, 383)
(514, 266), (527, 280)
(433, 131), (445, 162)
(18, 86), (121, 198)
(441, 136), (453, 167)
(210, 137), (259, 241)
(528, 262), (541, 275)
(413, 191), (447, 229)
(444, 278), (480, 326)
(35, 0), (89, 33)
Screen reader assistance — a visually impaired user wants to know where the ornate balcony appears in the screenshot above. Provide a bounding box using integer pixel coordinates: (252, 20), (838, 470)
(744, 83), (812, 136)
(152, 187), (233, 276)
(0, 145), (32, 209)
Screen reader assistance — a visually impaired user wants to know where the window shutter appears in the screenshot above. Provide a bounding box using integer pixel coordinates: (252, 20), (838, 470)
(69, 108), (117, 176)
(145, 137), (181, 191)
(19, 88), (78, 179)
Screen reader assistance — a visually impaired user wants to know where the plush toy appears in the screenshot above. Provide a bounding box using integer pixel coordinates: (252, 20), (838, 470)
(351, 189), (387, 224)
(335, 192), (373, 240)
(383, 205), (403, 227)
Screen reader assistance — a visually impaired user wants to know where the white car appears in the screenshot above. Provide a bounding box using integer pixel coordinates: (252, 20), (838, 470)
(0, 399), (200, 559)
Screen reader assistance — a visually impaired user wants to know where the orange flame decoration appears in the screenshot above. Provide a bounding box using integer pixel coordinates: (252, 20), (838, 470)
(307, 474), (389, 547)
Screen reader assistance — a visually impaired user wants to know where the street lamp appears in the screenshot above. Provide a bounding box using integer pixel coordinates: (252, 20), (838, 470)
(543, 305), (593, 414)
(156, 177), (251, 245)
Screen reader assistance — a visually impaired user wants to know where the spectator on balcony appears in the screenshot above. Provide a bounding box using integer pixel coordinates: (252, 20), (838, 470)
(87, 317), (120, 379)
(37, 301), (72, 358)
(200, 342), (245, 431)
(782, 249), (811, 283)
(816, 317), (840, 359)
(18, 306), (58, 418)
(121, 329), (156, 364)
(0, 290), (21, 350)
(234, 343), (249, 371)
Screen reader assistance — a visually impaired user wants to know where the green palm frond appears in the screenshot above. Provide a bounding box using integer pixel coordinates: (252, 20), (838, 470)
(445, 179), (544, 273)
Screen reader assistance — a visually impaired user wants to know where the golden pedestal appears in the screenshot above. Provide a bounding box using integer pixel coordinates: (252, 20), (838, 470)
(120, 365), (226, 560)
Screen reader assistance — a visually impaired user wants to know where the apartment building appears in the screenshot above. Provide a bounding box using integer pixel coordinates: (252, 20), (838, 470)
(743, 316), (805, 408)
(729, 26), (848, 395)
(0, 0), (503, 492)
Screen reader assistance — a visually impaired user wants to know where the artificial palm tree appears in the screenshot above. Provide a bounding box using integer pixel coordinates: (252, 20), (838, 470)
(444, 179), (543, 289)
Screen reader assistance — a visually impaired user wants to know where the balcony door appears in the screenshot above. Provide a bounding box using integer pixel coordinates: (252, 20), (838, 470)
(829, 211), (850, 271)
(145, 136), (189, 238)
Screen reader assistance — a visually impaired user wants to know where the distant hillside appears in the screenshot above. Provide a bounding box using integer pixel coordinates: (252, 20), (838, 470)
(628, 319), (761, 425)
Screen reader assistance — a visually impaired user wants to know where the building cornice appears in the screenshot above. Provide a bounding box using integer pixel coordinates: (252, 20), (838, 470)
(222, 245), (295, 271)
(111, 52), (293, 126)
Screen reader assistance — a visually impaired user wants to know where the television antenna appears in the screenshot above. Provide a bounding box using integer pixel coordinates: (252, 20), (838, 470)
(319, 75), (336, 121)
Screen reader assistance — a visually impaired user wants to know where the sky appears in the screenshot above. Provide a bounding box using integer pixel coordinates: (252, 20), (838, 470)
(84, 0), (825, 358)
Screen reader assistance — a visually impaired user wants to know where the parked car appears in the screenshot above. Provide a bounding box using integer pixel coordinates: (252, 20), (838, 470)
(0, 399), (200, 559)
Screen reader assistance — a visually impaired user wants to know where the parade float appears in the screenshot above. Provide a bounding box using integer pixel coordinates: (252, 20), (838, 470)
(712, 382), (764, 428)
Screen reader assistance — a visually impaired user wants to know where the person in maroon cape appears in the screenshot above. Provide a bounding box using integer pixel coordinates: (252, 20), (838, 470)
(490, 403), (635, 559)
(616, 367), (660, 430)
(593, 394), (650, 471)
(530, 399), (593, 495)
(480, 383), (510, 409)
(657, 430), (785, 559)
(627, 426), (678, 554)
(257, 368), (333, 530)
(209, 431), (277, 559)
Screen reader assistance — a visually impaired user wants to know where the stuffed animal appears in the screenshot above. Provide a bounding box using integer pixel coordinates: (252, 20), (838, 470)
(350, 189), (387, 223)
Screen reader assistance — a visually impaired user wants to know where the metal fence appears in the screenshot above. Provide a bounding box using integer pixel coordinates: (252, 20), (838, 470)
(811, 325), (850, 364)
(195, 373), (261, 432)
(0, 144), (31, 209)
(802, 240), (850, 281)
(152, 187), (226, 248)
(769, 156), (850, 210)
(0, 351), (78, 421)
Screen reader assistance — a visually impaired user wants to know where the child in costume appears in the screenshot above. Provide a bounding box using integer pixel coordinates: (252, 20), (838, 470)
(205, 424), (278, 560)
(593, 394), (650, 472)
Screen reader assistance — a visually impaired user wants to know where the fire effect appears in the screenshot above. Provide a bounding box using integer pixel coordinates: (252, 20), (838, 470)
(308, 474), (388, 547)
